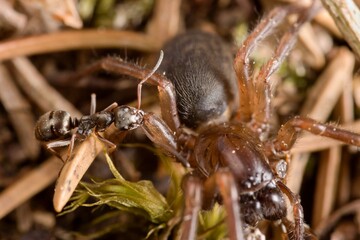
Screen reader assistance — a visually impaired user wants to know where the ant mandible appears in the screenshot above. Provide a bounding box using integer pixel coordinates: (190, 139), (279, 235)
(34, 3), (360, 240)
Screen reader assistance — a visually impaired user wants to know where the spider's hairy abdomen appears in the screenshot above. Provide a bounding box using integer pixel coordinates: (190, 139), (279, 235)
(160, 31), (239, 128)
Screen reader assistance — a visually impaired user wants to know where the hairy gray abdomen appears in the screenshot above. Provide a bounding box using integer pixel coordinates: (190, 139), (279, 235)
(160, 31), (238, 129)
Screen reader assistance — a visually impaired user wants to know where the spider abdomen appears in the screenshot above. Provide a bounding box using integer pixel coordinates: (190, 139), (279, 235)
(160, 31), (239, 129)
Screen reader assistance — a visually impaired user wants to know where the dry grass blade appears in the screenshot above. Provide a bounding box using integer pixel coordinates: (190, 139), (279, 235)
(313, 9), (342, 38)
(0, 0), (27, 31)
(0, 157), (63, 219)
(321, 0), (360, 58)
(298, 23), (325, 69)
(147, 0), (181, 45)
(312, 147), (341, 227)
(10, 57), (79, 114)
(0, 30), (159, 62)
(287, 47), (355, 194)
(0, 56), (81, 219)
(0, 65), (39, 159)
(314, 199), (360, 238)
(54, 133), (105, 212)
(300, 47), (355, 119)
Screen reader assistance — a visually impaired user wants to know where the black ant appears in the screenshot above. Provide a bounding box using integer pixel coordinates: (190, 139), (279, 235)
(34, 51), (165, 162)
(35, 3), (360, 240)
(34, 94), (144, 161)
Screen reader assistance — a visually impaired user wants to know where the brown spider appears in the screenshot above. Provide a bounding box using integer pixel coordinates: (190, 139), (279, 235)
(34, 3), (360, 240)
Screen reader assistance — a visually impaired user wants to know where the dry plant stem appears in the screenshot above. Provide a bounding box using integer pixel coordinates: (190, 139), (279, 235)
(334, 83), (354, 207)
(353, 75), (360, 108)
(10, 57), (80, 115)
(147, 0), (181, 45)
(0, 157), (63, 219)
(338, 77), (355, 126)
(43, 0), (83, 28)
(312, 147), (341, 227)
(300, 48), (355, 119)
(313, 9), (342, 38)
(0, 0), (27, 31)
(0, 30), (159, 62)
(0, 65), (39, 159)
(0, 56), (83, 217)
(314, 199), (360, 238)
(54, 126), (127, 212)
(312, 69), (355, 227)
(321, 0), (360, 58)
(297, 23), (326, 69)
(287, 47), (355, 193)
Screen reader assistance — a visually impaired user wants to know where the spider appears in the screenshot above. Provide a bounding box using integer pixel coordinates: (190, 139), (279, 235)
(34, 3), (360, 240)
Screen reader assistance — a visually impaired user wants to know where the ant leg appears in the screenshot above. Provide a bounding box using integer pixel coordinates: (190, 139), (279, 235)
(234, 6), (295, 123)
(62, 57), (180, 131)
(90, 93), (96, 114)
(44, 140), (71, 162)
(277, 180), (304, 240)
(178, 174), (203, 240)
(252, 4), (319, 138)
(95, 132), (116, 152)
(102, 102), (118, 112)
(269, 116), (360, 155)
(64, 133), (78, 161)
(214, 169), (244, 240)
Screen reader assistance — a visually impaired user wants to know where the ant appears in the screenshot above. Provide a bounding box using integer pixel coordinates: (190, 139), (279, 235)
(34, 94), (143, 161)
(35, 3), (360, 240)
(34, 51), (165, 162)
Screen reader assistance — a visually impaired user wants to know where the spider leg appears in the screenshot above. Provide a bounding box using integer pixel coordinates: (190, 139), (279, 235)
(178, 175), (203, 240)
(214, 169), (244, 240)
(252, 4), (319, 138)
(233, 6), (293, 123)
(142, 112), (189, 167)
(61, 57), (180, 131)
(180, 170), (244, 240)
(277, 180), (304, 240)
(269, 116), (360, 155)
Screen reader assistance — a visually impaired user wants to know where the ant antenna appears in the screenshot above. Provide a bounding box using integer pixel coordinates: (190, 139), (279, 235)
(137, 50), (164, 109)
(90, 93), (96, 114)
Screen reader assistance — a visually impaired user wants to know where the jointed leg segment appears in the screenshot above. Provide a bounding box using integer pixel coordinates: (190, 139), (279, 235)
(179, 170), (244, 240)
(234, 3), (320, 139)
(270, 116), (360, 155)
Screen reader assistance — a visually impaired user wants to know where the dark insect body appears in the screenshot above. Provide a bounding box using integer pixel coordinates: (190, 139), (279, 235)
(34, 95), (144, 160)
(34, 4), (360, 240)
